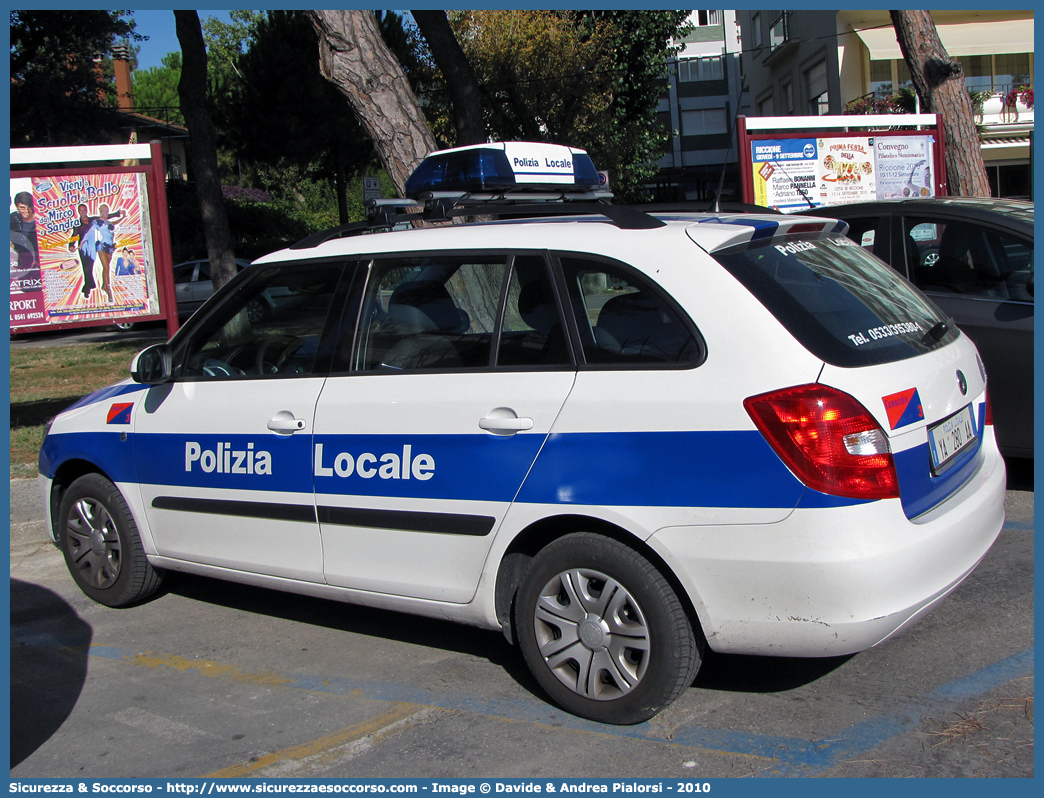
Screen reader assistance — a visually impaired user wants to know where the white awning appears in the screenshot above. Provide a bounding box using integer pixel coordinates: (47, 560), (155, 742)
(853, 19), (1033, 60)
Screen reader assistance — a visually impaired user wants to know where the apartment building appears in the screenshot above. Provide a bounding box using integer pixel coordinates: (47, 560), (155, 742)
(653, 10), (750, 203)
(736, 9), (1033, 198)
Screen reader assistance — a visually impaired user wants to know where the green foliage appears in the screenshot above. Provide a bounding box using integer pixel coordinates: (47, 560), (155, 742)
(221, 10), (370, 200)
(164, 162), (393, 263)
(442, 10), (689, 203)
(133, 52), (185, 124)
(567, 10), (691, 202)
(10, 10), (142, 145)
(166, 178), (314, 263)
(201, 10), (263, 93)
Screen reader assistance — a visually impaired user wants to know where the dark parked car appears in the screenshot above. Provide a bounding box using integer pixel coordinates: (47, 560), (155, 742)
(800, 198), (1033, 459)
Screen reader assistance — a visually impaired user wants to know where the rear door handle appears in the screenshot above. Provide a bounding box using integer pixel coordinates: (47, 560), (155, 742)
(267, 410), (307, 434)
(479, 416), (534, 434)
(479, 407), (535, 436)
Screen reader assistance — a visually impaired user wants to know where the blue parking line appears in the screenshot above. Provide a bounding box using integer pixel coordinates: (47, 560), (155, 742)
(69, 641), (1033, 777)
(1003, 520), (1034, 532)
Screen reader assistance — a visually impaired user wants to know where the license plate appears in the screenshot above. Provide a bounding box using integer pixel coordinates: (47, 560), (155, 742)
(927, 404), (977, 473)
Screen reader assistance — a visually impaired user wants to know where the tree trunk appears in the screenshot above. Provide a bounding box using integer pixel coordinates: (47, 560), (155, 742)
(174, 11), (240, 292)
(890, 10), (991, 197)
(412, 10), (486, 146)
(307, 10), (436, 196)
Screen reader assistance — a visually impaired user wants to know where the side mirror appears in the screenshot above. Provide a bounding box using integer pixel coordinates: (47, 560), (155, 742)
(130, 344), (173, 384)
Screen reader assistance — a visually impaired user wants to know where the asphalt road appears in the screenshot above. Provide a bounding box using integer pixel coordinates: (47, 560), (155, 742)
(9, 462), (1033, 780)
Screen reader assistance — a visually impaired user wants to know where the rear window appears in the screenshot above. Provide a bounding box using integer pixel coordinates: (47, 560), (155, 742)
(714, 234), (957, 367)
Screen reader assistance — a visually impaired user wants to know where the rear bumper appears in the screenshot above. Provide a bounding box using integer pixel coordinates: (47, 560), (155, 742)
(649, 442), (1006, 657)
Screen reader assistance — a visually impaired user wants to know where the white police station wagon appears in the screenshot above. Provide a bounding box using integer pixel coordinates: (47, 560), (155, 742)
(40, 142), (1006, 724)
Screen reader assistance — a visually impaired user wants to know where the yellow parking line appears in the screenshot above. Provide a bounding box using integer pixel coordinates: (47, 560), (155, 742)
(205, 703), (428, 778)
(121, 649), (292, 687)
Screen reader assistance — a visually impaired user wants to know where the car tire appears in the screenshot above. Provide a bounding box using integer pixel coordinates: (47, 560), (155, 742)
(514, 532), (701, 724)
(58, 473), (163, 607)
(113, 321), (135, 331)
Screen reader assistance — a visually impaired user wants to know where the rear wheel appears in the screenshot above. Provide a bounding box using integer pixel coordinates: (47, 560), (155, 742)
(58, 473), (163, 607)
(514, 532), (700, 724)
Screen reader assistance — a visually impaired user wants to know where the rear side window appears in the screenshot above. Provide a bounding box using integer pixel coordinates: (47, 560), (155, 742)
(353, 256), (507, 371)
(559, 256), (703, 368)
(714, 235), (956, 367)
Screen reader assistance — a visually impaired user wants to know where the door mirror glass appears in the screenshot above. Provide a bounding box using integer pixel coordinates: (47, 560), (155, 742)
(130, 344), (173, 384)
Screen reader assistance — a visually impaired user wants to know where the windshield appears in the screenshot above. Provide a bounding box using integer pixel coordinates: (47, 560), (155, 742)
(714, 234), (957, 367)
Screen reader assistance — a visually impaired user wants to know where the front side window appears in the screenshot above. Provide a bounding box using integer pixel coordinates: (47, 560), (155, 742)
(559, 256), (703, 368)
(175, 261), (346, 379)
(904, 217), (1033, 303)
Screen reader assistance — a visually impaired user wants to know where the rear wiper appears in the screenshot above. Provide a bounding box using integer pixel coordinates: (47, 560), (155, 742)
(921, 320), (951, 345)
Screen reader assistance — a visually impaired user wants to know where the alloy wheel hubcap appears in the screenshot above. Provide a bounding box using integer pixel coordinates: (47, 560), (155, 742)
(533, 568), (650, 701)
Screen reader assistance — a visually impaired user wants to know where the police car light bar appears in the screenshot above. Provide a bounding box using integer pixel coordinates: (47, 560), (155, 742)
(403, 142), (606, 200)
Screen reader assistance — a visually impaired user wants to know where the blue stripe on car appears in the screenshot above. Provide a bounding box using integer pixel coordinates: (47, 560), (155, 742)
(40, 429), (872, 510)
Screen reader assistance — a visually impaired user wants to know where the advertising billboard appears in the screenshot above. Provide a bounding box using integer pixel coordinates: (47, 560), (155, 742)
(10, 172), (161, 330)
(10, 142), (177, 336)
(739, 115), (946, 213)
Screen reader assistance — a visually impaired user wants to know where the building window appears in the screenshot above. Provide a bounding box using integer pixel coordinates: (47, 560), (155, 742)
(957, 55), (993, 93)
(769, 12), (788, 50)
(895, 58), (913, 91)
(805, 60), (829, 115)
(869, 60), (893, 100)
(752, 12), (762, 49)
(677, 55), (724, 82)
(696, 10), (721, 27)
(993, 53), (1031, 93)
(868, 54), (1035, 102)
(165, 153), (182, 181)
(757, 93), (774, 116)
(781, 81), (794, 114)
(681, 108), (728, 136)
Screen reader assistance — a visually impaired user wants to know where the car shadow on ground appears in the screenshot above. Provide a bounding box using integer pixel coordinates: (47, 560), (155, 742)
(1004, 456), (1033, 491)
(163, 572), (849, 705)
(10, 579), (93, 767)
(693, 649), (852, 693)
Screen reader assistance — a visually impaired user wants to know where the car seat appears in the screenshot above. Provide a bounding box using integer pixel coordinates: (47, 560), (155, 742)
(380, 280), (467, 369)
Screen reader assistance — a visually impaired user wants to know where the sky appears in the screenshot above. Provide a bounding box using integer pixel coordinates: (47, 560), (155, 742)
(130, 10), (237, 71)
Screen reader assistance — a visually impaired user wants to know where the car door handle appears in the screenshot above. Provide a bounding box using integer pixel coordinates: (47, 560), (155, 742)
(479, 416), (534, 433)
(267, 411), (307, 434)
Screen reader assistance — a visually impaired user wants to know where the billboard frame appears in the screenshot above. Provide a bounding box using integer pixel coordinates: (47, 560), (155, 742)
(10, 141), (179, 338)
(738, 114), (948, 211)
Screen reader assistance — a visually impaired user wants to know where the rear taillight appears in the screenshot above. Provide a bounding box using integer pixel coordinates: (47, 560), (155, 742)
(744, 384), (899, 500)
(984, 391), (993, 426)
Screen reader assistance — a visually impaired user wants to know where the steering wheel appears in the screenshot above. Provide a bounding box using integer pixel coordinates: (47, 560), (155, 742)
(255, 335), (298, 375)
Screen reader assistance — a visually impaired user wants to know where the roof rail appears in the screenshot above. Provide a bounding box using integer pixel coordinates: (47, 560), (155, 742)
(288, 197), (665, 250)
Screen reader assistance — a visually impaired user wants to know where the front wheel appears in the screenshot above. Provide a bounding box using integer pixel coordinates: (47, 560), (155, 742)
(58, 473), (163, 607)
(514, 533), (701, 724)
